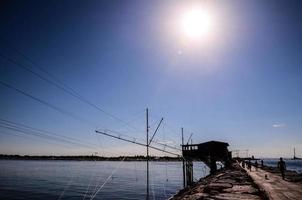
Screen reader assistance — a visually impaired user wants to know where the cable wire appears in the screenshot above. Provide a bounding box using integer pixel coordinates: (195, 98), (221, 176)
(0, 52), (142, 132)
(0, 80), (94, 126)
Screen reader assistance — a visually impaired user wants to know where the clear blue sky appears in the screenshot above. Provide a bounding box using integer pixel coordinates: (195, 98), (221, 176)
(0, 0), (301, 157)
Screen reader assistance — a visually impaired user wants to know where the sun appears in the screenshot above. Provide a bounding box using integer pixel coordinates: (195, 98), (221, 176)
(181, 9), (212, 39)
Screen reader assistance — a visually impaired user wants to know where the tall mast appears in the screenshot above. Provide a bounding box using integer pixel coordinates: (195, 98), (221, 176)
(146, 108), (149, 200)
(181, 127), (185, 188)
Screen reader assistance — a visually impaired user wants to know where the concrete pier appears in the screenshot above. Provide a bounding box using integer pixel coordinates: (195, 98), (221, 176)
(245, 166), (302, 200)
(171, 162), (302, 200)
(170, 163), (267, 200)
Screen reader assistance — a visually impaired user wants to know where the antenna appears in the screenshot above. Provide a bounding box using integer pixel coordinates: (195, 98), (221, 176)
(186, 133), (193, 145)
(146, 108), (149, 200)
(95, 108), (174, 200)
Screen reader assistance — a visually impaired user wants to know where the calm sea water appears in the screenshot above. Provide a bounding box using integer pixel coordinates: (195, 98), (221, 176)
(0, 160), (209, 200)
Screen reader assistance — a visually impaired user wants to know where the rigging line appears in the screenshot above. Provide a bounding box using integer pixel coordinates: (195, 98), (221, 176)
(9, 48), (83, 98)
(0, 123), (72, 144)
(0, 130), (82, 149)
(0, 123), (74, 145)
(93, 132), (124, 157)
(162, 182), (167, 199)
(134, 161), (138, 181)
(0, 120), (106, 153)
(95, 130), (181, 156)
(89, 165), (108, 197)
(0, 127), (93, 152)
(149, 115), (180, 145)
(0, 54), (79, 97)
(104, 128), (143, 140)
(57, 164), (78, 200)
(152, 141), (181, 152)
(84, 129), (125, 200)
(82, 159), (98, 200)
(0, 80), (94, 126)
(150, 139), (181, 151)
(85, 136), (125, 199)
(0, 118), (98, 148)
(114, 110), (145, 132)
(96, 128), (180, 156)
(160, 126), (180, 144)
(150, 123), (181, 151)
(88, 135), (121, 197)
(149, 118), (163, 146)
(0, 52), (140, 132)
(90, 157), (126, 200)
(163, 122), (169, 182)
(0, 124), (95, 150)
(104, 128), (181, 152)
(151, 176), (155, 200)
(160, 129), (179, 142)
(0, 128), (87, 151)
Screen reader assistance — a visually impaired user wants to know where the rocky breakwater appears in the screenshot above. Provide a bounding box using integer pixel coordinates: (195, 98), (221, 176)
(170, 163), (268, 200)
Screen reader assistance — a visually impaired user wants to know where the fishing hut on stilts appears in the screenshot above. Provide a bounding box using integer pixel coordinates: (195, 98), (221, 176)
(182, 141), (232, 186)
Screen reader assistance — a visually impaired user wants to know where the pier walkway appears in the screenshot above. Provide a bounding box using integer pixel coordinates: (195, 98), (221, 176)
(245, 166), (302, 200)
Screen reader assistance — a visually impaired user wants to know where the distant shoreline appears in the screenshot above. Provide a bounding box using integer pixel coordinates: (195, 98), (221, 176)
(0, 154), (182, 161)
(1, 155), (300, 162)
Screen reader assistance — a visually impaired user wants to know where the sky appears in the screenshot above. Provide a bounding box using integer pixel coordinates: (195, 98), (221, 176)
(0, 0), (302, 158)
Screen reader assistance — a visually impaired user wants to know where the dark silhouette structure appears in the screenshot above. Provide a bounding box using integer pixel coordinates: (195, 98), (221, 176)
(182, 141), (231, 186)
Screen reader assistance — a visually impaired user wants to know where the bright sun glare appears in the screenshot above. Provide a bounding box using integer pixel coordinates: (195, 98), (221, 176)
(181, 9), (212, 39)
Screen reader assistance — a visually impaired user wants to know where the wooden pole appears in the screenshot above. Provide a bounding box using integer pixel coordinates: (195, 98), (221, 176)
(146, 108), (149, 200)
(182, 127), (185, 188)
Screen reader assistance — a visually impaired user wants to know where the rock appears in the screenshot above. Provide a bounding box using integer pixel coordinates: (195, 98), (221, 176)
(170, 163), (266, 200)
(204, 183), (233, 193)
(213, 193), (261, 200)
(223, 185), (258, 194)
